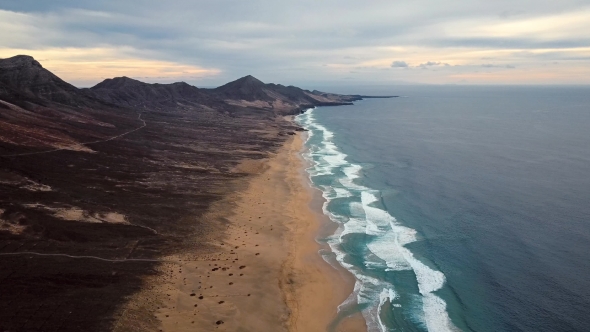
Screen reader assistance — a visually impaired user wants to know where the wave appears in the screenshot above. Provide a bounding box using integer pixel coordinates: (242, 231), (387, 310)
(296, 108), (459, 332)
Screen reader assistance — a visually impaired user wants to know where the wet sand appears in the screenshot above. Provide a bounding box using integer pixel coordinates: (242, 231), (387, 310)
(284, 134), (367, 332)
(125, 133), (366, 331)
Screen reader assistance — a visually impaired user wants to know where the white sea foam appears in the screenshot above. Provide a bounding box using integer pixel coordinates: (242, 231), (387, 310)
(378, 288), (398, 332)
(334, 187), (352, 198)
(296, 109), (460, 332)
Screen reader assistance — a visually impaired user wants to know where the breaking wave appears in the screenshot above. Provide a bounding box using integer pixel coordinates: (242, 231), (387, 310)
(296, 108), (459, 332)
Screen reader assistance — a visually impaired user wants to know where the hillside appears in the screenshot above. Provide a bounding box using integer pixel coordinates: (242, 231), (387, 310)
(0, 56), (140, 153)
(209, 74), (363, 114)
(86, 76), (224, 111)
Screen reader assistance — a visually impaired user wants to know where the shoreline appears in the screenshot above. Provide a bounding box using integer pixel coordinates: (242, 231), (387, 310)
(117, 131), (366, 331)
(282, 131), (366, 331)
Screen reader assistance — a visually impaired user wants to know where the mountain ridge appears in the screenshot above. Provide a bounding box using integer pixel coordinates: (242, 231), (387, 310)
(87, 72), (369, 114)
(86, 75), (220, 110)
(0, 55), (396, 115)
(0, 55), (85, 106)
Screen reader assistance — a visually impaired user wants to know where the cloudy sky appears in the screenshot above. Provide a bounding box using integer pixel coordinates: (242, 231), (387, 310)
(1, 0), (590, 87)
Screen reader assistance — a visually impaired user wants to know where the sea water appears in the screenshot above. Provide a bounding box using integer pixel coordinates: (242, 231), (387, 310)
(296, 86), (590, 332)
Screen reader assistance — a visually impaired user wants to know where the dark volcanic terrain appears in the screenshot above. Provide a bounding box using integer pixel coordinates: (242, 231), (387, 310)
(0, 54), (386, 331)
(207, 75), (362, 114)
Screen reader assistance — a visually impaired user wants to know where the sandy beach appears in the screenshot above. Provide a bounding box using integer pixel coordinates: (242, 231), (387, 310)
(114, 132), (365, 331)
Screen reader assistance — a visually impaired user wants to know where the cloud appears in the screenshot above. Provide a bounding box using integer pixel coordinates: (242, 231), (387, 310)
(481, 63), (516, 68)
(0, 46), (221, 87)
(0, 1), (590, 85)
(391, 61), (409, 68)
(498, 10), (526, 19)
(418, 61), (451, 68)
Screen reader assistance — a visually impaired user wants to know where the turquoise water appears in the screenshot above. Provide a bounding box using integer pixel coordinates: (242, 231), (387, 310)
(296, 86), (590, 332)
(297, 109), (457, 332)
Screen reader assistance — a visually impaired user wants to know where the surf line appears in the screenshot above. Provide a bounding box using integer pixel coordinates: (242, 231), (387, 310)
(296, 108), (459, 332)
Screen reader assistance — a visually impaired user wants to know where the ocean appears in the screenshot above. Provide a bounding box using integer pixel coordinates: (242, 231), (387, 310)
(296, 85), (590, 332)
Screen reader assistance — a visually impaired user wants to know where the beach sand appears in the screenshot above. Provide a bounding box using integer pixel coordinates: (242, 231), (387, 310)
(115, 133), (365, 331)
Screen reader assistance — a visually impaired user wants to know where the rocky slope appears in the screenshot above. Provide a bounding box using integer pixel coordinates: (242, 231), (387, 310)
(0, 55), (80, 104)
(86, 76), (223, 111)
(209, 74), (362, 114)
(0, 56), (140, 153)
(85, 74), (365, 117)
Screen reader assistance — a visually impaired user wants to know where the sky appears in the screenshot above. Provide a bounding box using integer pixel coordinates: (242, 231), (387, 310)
(1, 0), (590, 87)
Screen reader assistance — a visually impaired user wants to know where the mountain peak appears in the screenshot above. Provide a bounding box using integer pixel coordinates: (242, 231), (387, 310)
(223, 75), (264, 87)
(215, 75), (264, 89)
(0, 54), (81, 105)
(221, 75), (265, 88)
(241, 75), (262, 83)
(0, 55), (43, 69)
(212, 75), (269, 101)
(92, 76), (145, 89)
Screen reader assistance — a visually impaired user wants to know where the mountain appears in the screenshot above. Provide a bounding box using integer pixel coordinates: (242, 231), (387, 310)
(86, 76), (223, 110)
(209, 75), (363, 114)
(0, 55), (96, 107)
(0, 55), (137, 114)
(212, 74), (270, 101)
(86, 74), (370, 116)
(0, 55), (141, 152)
